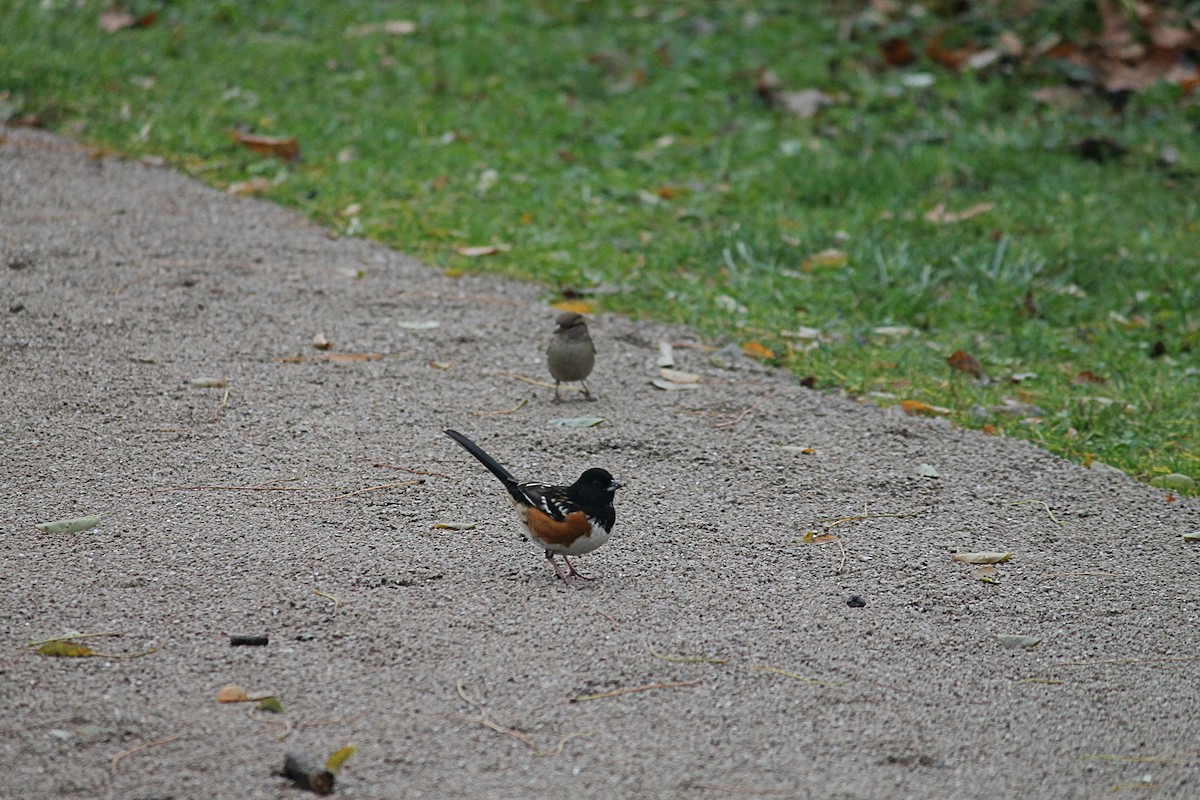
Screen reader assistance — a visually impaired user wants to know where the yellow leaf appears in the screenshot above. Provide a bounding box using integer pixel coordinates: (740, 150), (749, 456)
(952, 552), (1012, 564)
(36, 641), (95, 657)
(258, 696), (284, 713)
(216, 684), (250, 703)
(900, 399), (935, 415)
(742, 340), (774, 360)
(551, 300), (595, 315)
(325, 746), (357, 773)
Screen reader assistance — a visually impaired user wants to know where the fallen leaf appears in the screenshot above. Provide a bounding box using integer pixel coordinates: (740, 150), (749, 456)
(34, 514), (102, 534)
(918, 463), (940, 478)
(1183, 531), (1200, 543)
(1150, 473), (1196, 491)
(742, 341), (774, 360)
(453, 244), (511, 257)
(325, 746), (357, 773)
(228, 177), (272, 196)
(996, 633), (1042, 650)
(900, 399), (952, 416)
(953, 552), (1012, 564)
(924, 202), (995, 224)
(99, 7), (155, 33)
(345, 20), (416, 37)
(780, 445), (817, 455)
(229, 130), (300, 163)
(926, 30), (979, 71)
(191, 377), (228, 388)
(651, 378), (699, 391)
(258, 697), (284, 713)
(1072, 370), (1107, 385)
(432, 521), (477, 531)
(216, 684), (250, 703)
(551, 299), (595, 315)
(396, 320), (440, 330)
(800, 248), (848, 271)
(873, 326), (918, 337)
(778, 89), (835, 119)
(312, 333), (332, 350)
(880, 37), (916, 66)
(659, 368), (700, 384)
(36, 641), (96, 657)
(947, 349), (986, 379)
(656, 341), (675, 368)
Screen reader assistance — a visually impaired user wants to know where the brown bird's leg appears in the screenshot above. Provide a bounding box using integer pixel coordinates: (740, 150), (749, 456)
(579, 380), (595, 401)
(546, 551), (590, 589)
(561, 555), (595, 581)
(553, 381), (564, 403)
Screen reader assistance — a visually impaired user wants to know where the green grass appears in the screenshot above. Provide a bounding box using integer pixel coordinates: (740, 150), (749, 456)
(3, 1), (1198, 489)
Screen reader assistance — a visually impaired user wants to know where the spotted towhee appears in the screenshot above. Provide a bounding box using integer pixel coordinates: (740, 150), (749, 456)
(444, 429), (622, 588)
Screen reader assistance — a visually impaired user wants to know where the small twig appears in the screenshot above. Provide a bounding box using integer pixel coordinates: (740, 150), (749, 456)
(596, 609), (619, 628)
(647, 644), (727, 665)
(27, 631), (122, 647)
(1052, 655), (1200, 667)
(572, 679), (703, 702)
(472, 397), (528, 417)
(373, 463), (455, 480)
(712, 401), (760, 429)
(213, 386), (230, 417)
(750, 666), (844, 687)
(456, 680), (486, 714)
(1010, 499), (1065, 525)
(248, 705), (295, 741)
(111, 733), (185, 772)
(452, 682), (590, 757)
(315, 480), (422, 503)
(313, 588), (340, 611)
(451, 714), (537, 749)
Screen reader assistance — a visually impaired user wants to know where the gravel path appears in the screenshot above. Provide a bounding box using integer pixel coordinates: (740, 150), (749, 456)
(3, 128), (1198, 799)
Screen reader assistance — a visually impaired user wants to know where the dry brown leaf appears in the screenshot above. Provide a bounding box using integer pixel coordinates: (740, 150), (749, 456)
(229, 131), (300, 163)
(947, 349), (986, 379)
(312, 332), (332, 350)
(898, 399), (951, 416)
(880, 37), (916, 67)
(99, 7), (155, 33)
(323, 353), (383, 363)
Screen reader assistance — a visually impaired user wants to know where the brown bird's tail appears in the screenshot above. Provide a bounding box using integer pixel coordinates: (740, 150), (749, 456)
(444, 429), (519, 491)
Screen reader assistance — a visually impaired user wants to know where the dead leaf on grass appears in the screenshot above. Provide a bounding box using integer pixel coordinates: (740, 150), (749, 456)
(742, 340), (774, 360)
(229, 130), (300, 163)
(551, 299), (595, 315)
(947, 349), (986, 379)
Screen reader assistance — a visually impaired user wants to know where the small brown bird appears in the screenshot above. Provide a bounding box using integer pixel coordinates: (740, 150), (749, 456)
(546, 312), (596, 401)
(444, 429), (622, 588)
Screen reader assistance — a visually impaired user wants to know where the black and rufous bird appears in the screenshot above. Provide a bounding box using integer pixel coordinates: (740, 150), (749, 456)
(546, 311), (596, 401)
(444, 429), (621, 588)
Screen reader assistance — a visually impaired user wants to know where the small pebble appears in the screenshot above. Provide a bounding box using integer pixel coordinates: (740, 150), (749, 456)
(847, 594), (866, 608)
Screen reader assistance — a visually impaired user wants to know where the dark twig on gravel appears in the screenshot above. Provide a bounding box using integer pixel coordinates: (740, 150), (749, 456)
(712, 401), (760, 429)
(110, 733), (186, 772)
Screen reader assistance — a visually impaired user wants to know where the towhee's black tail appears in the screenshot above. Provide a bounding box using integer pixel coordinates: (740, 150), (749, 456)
(444, 429), (519, 491)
